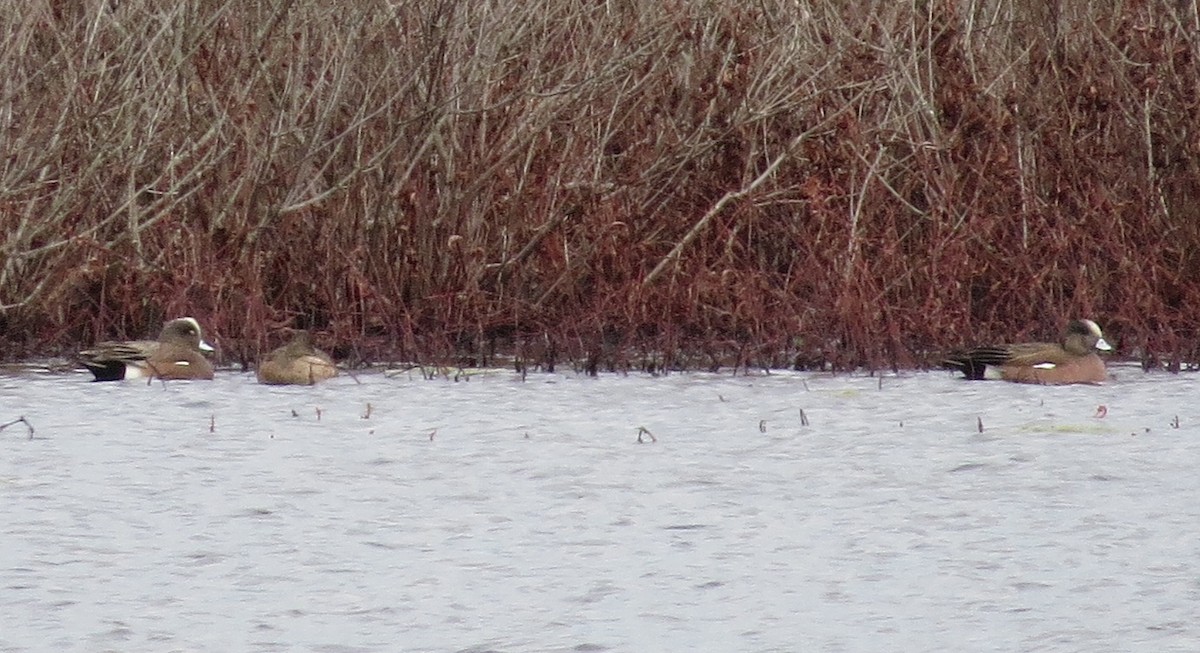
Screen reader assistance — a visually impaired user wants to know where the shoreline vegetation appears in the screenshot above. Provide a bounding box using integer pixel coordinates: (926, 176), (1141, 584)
(3, 1), (1199, 373)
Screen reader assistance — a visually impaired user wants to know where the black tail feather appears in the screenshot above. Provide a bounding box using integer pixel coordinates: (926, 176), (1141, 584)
(942, 347), (1013, 380)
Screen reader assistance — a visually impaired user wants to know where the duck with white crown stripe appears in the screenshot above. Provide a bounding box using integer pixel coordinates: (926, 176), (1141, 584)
(79, 317), (215, 381)
(942, 319), (1112, 385)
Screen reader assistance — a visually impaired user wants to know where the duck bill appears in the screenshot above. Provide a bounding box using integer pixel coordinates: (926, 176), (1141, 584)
(1095, 337), (1113, 352)
(199, 339), (215, 352)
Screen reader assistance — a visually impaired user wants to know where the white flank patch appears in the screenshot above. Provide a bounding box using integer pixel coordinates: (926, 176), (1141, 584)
(1033, 362), (1057, 370)
(983, 366), (1004, 380)
(124, 366), (148, 380)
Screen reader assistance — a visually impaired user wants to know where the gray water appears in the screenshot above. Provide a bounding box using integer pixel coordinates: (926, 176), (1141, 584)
(1, 364), (1198, 652)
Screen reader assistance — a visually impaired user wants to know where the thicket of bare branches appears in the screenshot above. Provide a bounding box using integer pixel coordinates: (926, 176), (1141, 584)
(2, 0), (1199, 371)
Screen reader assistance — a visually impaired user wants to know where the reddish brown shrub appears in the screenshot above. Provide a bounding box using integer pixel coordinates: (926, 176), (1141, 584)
(2, 0), (1198, 370)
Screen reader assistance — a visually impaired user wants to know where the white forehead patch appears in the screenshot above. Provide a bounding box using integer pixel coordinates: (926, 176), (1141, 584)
(1080, 319), (1103, 338)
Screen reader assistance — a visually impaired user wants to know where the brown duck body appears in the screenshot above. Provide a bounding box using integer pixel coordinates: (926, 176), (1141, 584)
(80, 317), (215, 381)
(257, 331), (337, 385)
(942, 319), (1112, 385)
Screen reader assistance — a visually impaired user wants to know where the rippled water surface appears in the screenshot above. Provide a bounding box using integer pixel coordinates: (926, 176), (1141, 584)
(1, 364), (1199, 652)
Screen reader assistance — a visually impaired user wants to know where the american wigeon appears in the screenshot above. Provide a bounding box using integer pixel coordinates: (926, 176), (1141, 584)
(942, 318), (1113, 385)
(256, 330), (337, 385)
(80, 317), (215, 381)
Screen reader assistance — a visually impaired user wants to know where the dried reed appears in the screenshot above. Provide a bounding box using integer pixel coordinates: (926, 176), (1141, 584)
(2, 1), (1198, 370)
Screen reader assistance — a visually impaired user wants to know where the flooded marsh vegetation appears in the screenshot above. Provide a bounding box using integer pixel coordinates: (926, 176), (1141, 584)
(2, 366), (1199, 651)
